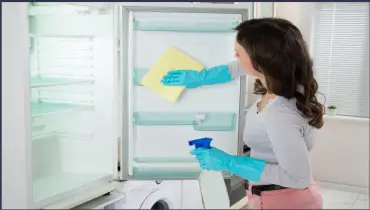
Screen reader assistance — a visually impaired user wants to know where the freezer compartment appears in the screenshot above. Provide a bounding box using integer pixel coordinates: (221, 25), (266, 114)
(133, 112), (237, 131)
(133, 13), (240, 33)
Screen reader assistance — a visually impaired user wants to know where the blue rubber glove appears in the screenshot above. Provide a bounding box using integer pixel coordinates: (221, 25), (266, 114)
(161, 65), (232, 88)
(190, 147), (266, 183)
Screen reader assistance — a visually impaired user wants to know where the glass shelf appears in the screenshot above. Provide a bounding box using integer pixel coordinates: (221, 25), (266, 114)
(133, 19), (240, 33)
(31, 101), (93, 117)
(132, 167), (232, 179)
(32, 131), (93, 141)
(133, 68), (148, 86)
(133, 112), (237, 131)
(30, 76), (93, 88)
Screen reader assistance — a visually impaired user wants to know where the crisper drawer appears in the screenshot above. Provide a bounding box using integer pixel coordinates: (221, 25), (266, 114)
(120, 7), (248, 180)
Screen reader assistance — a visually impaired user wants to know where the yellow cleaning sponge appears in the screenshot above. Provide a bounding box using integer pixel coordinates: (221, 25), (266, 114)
(141, 47), (204, 103)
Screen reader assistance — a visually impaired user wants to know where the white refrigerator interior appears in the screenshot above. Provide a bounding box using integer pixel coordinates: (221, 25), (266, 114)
(2, 2), (250, 209)
(26, 2), (116, 206)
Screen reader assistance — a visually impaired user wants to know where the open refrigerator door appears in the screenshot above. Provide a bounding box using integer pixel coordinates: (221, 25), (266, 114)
(118, 4), (249, 180)
(27, 2), (118, 208)
(3, 2), (252, 209)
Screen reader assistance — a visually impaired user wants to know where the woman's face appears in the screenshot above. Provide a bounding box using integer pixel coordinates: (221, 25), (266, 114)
(234, 41), (264, 78)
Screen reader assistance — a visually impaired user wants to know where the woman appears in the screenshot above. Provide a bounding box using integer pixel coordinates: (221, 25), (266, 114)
(161, 18), (324, 209)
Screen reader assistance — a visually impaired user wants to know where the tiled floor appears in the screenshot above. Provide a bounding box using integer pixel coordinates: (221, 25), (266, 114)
(322, 188), (369, 209)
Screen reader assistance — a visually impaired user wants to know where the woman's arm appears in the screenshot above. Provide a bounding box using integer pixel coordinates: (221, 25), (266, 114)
(256, 108), (312, 189)
(228, 60), (247, 79)
(161, 61), (247, 88)
(190, 104), (312, 189)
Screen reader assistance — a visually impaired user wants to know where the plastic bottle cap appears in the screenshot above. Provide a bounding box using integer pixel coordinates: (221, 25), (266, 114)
(188, 137), (213, 149)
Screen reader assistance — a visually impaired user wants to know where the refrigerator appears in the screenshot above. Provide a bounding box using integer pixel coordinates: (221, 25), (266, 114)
(2, 2), (251, 209)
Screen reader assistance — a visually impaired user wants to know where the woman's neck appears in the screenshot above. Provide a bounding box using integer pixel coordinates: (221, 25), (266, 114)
(257, 76), (276, 99)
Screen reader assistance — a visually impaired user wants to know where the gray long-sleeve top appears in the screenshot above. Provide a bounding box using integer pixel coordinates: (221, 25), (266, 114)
(228, 61), (317, 189)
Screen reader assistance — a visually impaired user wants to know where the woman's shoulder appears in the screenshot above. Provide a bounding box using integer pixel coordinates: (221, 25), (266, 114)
(263, 96), (311, 127)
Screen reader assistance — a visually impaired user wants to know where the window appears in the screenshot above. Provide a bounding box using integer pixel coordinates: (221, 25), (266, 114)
(312, 2), (369, 118)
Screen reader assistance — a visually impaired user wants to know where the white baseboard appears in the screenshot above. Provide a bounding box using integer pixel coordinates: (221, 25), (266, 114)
(317, 181), (369, 195)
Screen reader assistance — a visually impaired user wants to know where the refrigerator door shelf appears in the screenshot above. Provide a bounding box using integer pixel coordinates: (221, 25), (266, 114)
(131, 167), (232, 179)
(133, 68), (149, 86)
(133, 18), (240, 33)
(133, 112), (237, 131)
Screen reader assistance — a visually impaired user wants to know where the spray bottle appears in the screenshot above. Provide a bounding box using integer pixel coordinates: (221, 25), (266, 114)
(189, 137), (230, 209)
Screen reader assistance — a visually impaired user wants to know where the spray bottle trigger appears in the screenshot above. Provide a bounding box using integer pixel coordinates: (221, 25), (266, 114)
(188, 137), (213, 149)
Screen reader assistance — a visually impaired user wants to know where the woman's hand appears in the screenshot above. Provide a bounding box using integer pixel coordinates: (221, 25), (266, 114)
(191, 147), (266, 182)
(161, 65), (232, 88)
(190, 147), (232, 171)
(161, 70), (202, 88)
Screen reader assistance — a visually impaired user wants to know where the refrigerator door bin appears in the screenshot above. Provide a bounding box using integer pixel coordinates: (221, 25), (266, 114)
(133, 17), (240, 33)
(133, 68), (149, 86)
(133, 112), (237, 131)
(131, 167), (232, 179)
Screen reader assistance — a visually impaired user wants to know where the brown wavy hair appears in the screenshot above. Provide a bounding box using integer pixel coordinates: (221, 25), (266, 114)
(235, 18), (325, 128)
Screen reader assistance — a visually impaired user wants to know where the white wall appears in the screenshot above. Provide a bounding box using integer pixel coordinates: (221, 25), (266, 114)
(274, 2), (369, 190)
(312, 117), (369, 189)
(274, 2), (315, 48)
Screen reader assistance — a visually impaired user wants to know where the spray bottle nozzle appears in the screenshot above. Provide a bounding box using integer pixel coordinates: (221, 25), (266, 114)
(188, 137), (213, 149)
